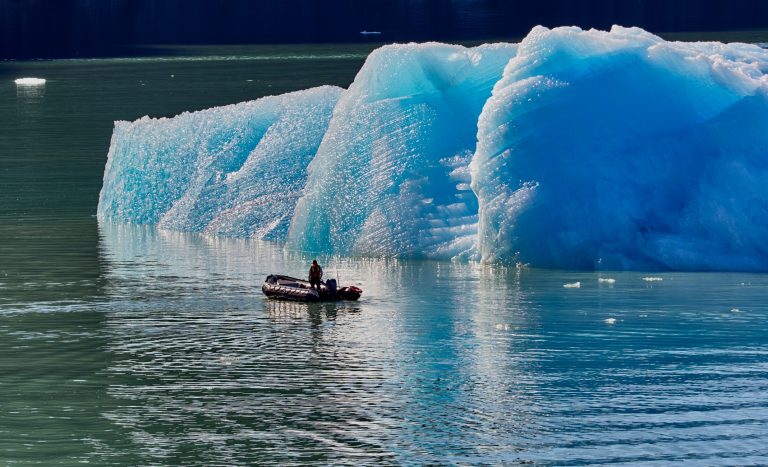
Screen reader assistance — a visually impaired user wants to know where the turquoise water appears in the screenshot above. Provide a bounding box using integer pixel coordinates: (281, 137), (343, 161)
(3, 45), (768, 465)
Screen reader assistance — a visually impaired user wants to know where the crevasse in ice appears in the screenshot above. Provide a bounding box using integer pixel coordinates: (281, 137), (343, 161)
(98, 26), (768, 270)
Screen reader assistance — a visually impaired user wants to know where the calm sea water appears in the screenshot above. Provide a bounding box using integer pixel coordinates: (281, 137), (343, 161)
(2, 44), (768, 465)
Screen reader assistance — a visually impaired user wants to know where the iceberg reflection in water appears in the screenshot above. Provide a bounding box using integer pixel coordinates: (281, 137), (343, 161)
(73, 223), (768, 465)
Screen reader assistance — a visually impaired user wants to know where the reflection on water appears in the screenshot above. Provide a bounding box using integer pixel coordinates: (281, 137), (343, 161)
(98, 223), (405, 464)
(15, 82), (46, 99)
(90, 224), (541, 464)
(265, 300), (362, 325)
(2, 223), (768, 464)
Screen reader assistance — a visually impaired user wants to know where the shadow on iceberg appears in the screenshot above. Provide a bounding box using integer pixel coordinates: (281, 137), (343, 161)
(473, 26), (768, 271)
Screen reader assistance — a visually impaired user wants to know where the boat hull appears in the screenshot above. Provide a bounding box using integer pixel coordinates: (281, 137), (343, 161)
(261, 275), (362, 302)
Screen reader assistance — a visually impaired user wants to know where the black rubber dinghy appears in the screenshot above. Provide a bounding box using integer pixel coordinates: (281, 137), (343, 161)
(262, 274), (362, 302)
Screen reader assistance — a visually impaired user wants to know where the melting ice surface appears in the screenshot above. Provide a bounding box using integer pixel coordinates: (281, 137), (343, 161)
(98, 26), (768, 271)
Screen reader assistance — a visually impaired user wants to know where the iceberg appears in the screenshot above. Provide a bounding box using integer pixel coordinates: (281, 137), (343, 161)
(98, 26), (768, 271)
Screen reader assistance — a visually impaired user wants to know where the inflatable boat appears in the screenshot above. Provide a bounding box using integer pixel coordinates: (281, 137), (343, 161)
(262, 274), (362, 302)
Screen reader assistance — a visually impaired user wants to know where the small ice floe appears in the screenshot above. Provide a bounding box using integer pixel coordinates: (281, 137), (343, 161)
(604, 318), (617, 325)
(730, 308), (742, 313)
(15, 77), (46, 86)
(16, 78), (46, 98)
(563, 281), (581, 288)
(642, 276), (663, 282)
(598, 277), (616, 284)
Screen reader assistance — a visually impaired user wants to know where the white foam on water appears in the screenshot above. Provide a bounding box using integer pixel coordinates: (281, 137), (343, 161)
(604, 318), (617, 324)
(598, 277), (616, 284)
(563, 281), (581, 288)
(642, 277), (664, 282)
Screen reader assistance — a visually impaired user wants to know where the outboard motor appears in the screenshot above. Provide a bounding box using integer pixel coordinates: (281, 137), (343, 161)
(326, 278), (337, 296)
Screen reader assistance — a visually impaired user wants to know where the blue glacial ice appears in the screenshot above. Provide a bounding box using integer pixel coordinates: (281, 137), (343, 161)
(98, 26), (768, 270)
(98, 86), (342, 239)
(474, 26), (768, 270)
(287, 42), (517, 259)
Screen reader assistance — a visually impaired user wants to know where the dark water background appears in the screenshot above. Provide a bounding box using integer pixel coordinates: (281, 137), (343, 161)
(4, 0), (768, 59)
(2, 43), (768, 465)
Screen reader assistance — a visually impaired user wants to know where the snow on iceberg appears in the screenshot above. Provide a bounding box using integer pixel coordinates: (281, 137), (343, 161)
(473, 26), (768, 270)
(98, 86), (342, 239)
(287, 42), (516, 259)
(98, 26), (768, 270)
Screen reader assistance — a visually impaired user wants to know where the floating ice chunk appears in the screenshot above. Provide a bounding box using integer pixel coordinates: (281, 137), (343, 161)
(604, 318), (617, 324)
(563, 281), (581, 288)
(15, 77), (46, 86)
(642, 277), (664, 282)
(730, 308), (741, 313)
(598, 277), (616, 284)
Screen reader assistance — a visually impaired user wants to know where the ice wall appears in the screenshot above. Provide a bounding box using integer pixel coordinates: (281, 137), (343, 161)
(287, 42), (517, 259)
(98, 26), (768, 270)
(473, 26), (768, 270)
(98, 86), (342, 240)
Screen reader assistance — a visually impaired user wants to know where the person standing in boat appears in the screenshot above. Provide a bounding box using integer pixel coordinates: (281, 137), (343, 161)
(308, 260), (323, 291)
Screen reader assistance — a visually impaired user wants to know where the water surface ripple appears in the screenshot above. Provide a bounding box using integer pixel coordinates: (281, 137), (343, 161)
(2, 224), (768, 465)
